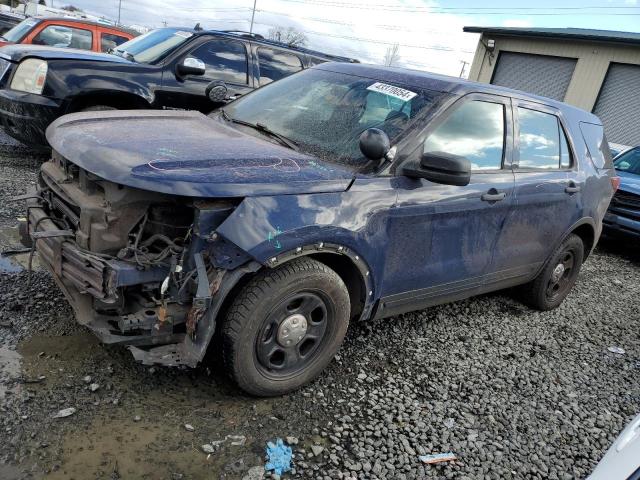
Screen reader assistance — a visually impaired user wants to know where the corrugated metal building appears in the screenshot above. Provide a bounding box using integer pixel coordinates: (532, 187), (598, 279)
(464, 27), (640, 147)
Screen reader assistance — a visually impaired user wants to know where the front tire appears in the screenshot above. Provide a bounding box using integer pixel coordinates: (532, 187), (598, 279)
(222, 258), (350, 397)
(521, 234), (584, 311)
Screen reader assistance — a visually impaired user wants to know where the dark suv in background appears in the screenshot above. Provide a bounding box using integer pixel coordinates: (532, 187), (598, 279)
(0, 27), (357, 147)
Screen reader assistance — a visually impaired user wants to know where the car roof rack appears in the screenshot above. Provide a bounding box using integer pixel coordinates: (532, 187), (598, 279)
(221, 30), (265, 39)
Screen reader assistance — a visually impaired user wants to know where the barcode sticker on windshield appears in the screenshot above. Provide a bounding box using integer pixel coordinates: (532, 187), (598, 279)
(367, 82), (417, 101)
(174, 31), (193, 38)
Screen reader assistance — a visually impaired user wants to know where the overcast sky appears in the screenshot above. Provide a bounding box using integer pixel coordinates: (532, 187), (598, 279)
(48, 0), (640, 77)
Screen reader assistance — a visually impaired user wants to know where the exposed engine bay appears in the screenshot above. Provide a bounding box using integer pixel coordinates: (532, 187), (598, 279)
(24, 151), (255, 366)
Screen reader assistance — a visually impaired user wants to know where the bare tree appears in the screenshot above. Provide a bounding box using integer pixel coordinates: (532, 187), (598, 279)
(267, 26), (308, 47)
(61, 4), (83, 11)
(383, 43), (401, 67)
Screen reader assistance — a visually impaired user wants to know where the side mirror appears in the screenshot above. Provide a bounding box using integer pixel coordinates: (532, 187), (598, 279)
(359, 128), (390, 160)
(403, 151), (471, 186)
(177, 57), (206, 76)
(206, 80), (228, 103)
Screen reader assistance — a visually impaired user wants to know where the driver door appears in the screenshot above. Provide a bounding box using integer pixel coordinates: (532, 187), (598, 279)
(378, 94), (516, 316)
(159, 37), (253, 112)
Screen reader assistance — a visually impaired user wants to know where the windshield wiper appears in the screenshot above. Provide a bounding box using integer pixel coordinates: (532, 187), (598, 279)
(221, 109), (298, 151)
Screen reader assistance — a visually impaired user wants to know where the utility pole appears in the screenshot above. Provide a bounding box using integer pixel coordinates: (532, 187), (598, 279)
(117, 0), (122, 26)
(459, 60), (469, 78)
(249, 0), (257, 34)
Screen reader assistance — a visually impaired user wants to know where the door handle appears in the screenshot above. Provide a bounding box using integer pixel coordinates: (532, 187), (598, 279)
(481, 190), (506, 202)
(565, 183), (581, 194)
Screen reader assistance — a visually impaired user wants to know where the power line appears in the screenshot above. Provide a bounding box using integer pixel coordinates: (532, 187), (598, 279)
(248, 20), (474, 53)
(272, 0), (640, 14)
(254, 8), (461, 35)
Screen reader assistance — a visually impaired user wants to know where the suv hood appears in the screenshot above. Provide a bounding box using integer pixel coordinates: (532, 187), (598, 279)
(0, 44), (132, 63)
(46, 110), (355, 197)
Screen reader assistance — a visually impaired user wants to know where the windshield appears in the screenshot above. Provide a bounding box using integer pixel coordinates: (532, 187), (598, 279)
(223, 68), (438, 170)
(614, 147), (640, 175)
(113, 28), (192, 63)
(2, 18), (39, 42)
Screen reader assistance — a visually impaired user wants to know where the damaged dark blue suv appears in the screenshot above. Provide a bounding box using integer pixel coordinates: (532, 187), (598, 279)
(22, 63), (618, 396)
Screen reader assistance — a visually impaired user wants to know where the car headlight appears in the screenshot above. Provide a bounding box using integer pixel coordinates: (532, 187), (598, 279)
(10, 58), (48, 94)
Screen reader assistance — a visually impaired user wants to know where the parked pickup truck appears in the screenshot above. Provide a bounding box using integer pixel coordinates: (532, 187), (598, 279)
(0, 27), (356, 148)
(20, 63), (618, 396)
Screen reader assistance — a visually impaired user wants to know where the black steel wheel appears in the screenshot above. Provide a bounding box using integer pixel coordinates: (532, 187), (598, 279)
(222, 258), (350, 396)
(545, 250), (575, 303)
(521, 233), (584, 311)
(255, 291), (330, 376)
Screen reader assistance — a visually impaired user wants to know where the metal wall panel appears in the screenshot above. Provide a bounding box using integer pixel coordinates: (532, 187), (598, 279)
(593, 63), (640, 147)
(491, 51), (577, 101)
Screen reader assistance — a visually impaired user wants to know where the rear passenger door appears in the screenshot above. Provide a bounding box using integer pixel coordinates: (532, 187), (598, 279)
(493, 100), (580, 278)
(160, 37), (253, 112)
(256, 47), (303, 86)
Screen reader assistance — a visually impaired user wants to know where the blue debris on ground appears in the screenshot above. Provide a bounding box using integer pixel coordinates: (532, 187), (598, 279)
(265, 438), (293, 476)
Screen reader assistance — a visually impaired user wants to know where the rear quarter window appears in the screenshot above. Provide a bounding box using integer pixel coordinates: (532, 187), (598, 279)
(579, 122), (613, 169)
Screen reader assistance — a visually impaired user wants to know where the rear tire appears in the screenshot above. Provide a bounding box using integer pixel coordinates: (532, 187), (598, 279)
(520, 234), (584, 311)
(222, 258), (350, 397)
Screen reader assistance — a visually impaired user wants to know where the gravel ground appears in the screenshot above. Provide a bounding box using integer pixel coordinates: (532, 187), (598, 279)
(0, 140), (639, 480)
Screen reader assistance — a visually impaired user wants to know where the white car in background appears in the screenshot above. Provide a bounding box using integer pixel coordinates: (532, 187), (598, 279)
(589, 414), (640, 480)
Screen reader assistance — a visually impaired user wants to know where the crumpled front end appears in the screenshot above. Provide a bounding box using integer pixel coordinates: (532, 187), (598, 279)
(25, 151), (253, 367)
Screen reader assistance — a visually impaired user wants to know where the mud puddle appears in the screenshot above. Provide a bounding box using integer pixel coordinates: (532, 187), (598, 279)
(0, 346), (22, 398)
(13, 331), (303, 479)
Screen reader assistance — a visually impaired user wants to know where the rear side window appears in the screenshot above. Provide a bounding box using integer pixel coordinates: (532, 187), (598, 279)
(423, 100), (505, 170)
(517, 107), (572, 169)
(579, 122), (613, 169)
(257, 48), (303, 86)
(101, 33), (130, 53)
(307, 56), (327, 67)
(33, 25), (93, 50)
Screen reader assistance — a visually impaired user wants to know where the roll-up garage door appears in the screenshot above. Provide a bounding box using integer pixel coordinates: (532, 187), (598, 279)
(491, 52), (577, 101)
(593, 63), (640, 147)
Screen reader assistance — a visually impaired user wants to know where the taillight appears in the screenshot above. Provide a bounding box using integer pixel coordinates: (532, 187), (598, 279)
(611, 176), (620, 192)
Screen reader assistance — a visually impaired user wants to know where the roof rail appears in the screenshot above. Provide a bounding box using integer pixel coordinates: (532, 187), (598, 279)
(222, 30), (265, 39)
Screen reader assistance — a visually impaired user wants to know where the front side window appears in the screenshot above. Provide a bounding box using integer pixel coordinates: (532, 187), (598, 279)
(33, 25), (93, 50)
(614, 147), (640, 175)
(101, 33), (130, 53)
(188, 39), (248, 84)
(423, 100), (505, 170)
(518, 107), (572, 169)
(224, 68), (439, 170)
(257, 48), (303, 85)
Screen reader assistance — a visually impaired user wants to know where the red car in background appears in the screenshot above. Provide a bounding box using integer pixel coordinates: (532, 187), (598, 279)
(0, 17), (136, 53)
